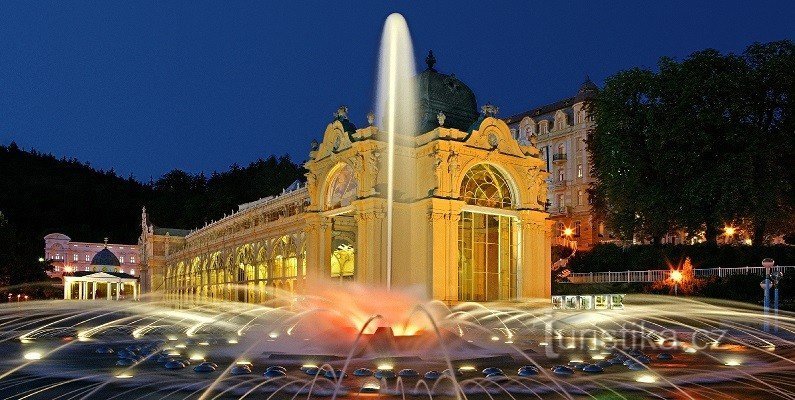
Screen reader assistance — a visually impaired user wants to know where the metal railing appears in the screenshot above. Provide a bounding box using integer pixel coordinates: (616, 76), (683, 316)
(552, 153), (567, 162)
(563, 265), (794, 284)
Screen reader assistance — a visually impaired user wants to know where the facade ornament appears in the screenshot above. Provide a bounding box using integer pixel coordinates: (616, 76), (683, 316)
(437, 111), (446, 127)
(529, 132), (538, 147)
(488, 132), (499, 149)
(481, 103), (499, 117)
(334, 105), (349, 120)
(310, 139), (319, 151)
(367, 111), (375, 126)
(425, 50), (436, 71)
(535, 172), (548, 206)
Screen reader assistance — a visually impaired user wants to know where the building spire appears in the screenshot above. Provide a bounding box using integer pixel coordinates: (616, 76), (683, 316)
(425, 50), (436, 71)
(103, 237), (108, 248)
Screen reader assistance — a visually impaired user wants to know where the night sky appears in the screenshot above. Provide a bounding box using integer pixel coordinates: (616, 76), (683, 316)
(1, 1), (792, 180)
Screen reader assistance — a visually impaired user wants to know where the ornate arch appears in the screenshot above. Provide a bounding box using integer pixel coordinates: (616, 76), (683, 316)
(323, 162), (358, 210)
(458, 163), (517, 209)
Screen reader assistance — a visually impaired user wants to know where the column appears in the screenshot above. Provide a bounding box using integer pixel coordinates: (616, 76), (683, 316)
(107, 282), (111, 300)
(64, 279), (71, 299)
(78, 281), (84, 300)
(92, 282), (97, 299)
(429, 198), (464, 304)
(133, 283), (138, 301)
(518, 210), (552, 299)
(116, 282), (121, 300)
(303, 213), (332, 287)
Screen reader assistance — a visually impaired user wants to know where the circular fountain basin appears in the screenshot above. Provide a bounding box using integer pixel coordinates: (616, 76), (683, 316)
(230, 365), (251, 375)
(582, 364), (604, 373)
(517, 365), (539, 376)
(353, 368), (373, 377)
(374, 369), (395, 379)
(424, 370), (441, 380)
(164, 360), (186, 370)
(552, 365), (575, 376)
(193, 363), (216, 373)
(264, 369), (286, 378)
(398, 368), (419, 378)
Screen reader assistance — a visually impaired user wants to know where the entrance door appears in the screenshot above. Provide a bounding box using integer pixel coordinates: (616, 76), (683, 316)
(458, 211), (517, 301)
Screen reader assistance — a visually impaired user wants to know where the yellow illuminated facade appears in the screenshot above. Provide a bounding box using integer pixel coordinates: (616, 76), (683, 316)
(139, 59), (552, 303)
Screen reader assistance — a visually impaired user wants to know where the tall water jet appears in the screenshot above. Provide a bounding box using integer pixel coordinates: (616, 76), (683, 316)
(375, 13), (418, 290)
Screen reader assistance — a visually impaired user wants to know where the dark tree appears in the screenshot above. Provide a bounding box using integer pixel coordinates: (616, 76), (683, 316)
(589, 41), (795, 244)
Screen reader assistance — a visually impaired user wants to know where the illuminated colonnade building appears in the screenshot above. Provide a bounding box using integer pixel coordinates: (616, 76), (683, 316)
(139, 55), (553, 303)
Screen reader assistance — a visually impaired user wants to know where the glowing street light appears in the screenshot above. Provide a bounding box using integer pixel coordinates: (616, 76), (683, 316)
(670, 270), (683, 296)
(724, 226), (736, 236)
(563, 228), (573, 237)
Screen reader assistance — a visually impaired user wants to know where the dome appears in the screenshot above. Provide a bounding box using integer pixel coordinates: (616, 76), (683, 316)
(575, 76), (599, 102)
(91, 248), (120, 267)
(416, 50), (479, 134)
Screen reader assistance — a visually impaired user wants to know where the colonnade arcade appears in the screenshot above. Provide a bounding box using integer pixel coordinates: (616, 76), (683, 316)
(165, 233), (306, 302)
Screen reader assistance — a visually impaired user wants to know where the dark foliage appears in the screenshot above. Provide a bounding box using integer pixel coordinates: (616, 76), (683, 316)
(0, 143), (305, 287)
(566, 243), (795, 273)
(589, 40), (795, 244)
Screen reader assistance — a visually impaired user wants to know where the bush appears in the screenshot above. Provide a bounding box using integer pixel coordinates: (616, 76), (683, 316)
(567, 243), (795, 273)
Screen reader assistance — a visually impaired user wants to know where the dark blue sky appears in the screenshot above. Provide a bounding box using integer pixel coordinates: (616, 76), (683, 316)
(1, 1), (792, 180)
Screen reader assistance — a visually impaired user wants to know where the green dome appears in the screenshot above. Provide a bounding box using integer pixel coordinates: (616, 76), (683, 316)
(416, 51), (479, 134)
(91, 248), (120, 267)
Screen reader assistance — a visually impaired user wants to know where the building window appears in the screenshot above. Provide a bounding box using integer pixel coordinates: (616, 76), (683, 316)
(73, 254), (78, 261)
(120, 256), (124, 263)
(577, 190), (583, 205)
(130, 269), (135, 275)
(85, 254), (90, 262)
(130, 256), (135, 263)
(577, 164), (583, 178)
(558, 169), (565, 182)
(460, 164), (514, 208)
(557, 193), (565, 208)
(574, 221), (582, 237)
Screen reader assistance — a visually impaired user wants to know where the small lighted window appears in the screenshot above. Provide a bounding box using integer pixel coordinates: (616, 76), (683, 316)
(85, 254), (90, 262)
(577, 164), (583, 178)
(73, 254), (78, 261)
(120, 256), (124, 263)
(130, 269), (135, 275)
(130, 256), (135, 263)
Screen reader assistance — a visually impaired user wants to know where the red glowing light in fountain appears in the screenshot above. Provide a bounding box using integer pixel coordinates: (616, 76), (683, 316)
(299, 280), (430, 336)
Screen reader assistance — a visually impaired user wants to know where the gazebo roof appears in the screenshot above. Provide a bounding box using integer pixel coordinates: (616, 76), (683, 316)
(69, 271), (138, 280)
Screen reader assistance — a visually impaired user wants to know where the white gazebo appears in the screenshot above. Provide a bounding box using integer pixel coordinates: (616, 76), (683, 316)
(64, 271), (140, 300)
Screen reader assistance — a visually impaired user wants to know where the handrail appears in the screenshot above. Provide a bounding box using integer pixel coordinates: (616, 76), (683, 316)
(563, 265), (794, 284)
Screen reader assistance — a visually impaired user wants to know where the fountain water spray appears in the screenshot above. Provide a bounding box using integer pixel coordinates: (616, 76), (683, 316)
(375, 13), (418, 290)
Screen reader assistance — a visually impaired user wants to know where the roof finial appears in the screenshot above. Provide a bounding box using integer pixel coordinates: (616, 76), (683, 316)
(482, 103), (499, 117)
(334, 105), (349, 120)
(103, 237), (108, 248)
(425, 50), (436, 71)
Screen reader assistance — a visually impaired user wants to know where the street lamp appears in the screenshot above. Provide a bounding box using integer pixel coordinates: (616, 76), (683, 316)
(670, 270), (683, 296)
(38, 257), (44, 262)
(761, 258), (775, 333)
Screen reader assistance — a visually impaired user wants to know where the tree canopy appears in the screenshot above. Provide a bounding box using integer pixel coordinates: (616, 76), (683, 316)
(0, 143), (305, 289)
(589, 40), (794, 244)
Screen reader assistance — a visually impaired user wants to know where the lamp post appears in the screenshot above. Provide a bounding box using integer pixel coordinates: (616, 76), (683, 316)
(670, 270), (683, 296)
(761, 258), (775, 333)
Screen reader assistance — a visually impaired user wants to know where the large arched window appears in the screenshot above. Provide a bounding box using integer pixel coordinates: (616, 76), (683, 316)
(325, 164), (357, 209)
(458, 164), (518, 302)
(460, 164), (514, 209)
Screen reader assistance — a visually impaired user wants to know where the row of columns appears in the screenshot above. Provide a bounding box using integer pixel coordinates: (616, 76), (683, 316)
(64, 280), (139, 301)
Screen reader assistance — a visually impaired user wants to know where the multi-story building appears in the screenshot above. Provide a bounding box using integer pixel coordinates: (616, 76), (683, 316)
(505, 78), (614, 250)
(43, 233), (141, 279)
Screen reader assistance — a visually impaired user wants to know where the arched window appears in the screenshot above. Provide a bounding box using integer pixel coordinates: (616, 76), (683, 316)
(326, 164), (357, 209)
(460, 164), (514, 209)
